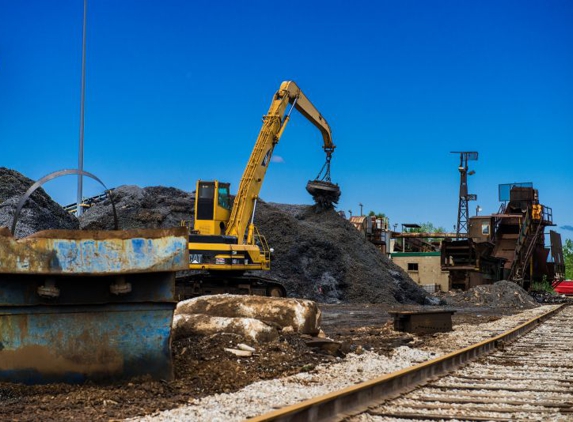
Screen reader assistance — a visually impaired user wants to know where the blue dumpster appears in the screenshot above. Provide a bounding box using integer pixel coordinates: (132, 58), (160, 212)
(0, 227), (188, 384)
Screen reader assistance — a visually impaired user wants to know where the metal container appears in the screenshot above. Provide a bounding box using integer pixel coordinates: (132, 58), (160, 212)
(389, 310), (455, 334)
(0, 227), (188, 384)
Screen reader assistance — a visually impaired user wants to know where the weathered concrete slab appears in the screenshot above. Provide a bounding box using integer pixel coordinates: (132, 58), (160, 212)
(173, 313), (279, 343)
(176, 294), (322, 335)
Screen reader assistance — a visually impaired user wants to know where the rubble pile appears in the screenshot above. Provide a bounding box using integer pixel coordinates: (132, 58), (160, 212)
(254, 202), (427, 305)
(79, 185), (193, 230)
(0, 167), (79, 238)
(79, 186), (427, 305)
(440, 280), (539, 309)
(530, 291), (571, 304)
(0, 169), (427, 306)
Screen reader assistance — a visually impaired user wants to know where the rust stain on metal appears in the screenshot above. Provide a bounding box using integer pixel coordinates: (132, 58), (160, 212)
(0, 344), (123, 375)
(0, 227), (188, 275)
(23, 227), (188, 240)
(0, 226), (180, 383)
(17, 314), (28, 341)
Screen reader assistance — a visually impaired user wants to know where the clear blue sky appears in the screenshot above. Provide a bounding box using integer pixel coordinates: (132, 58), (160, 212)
(1, 0), (572, 239)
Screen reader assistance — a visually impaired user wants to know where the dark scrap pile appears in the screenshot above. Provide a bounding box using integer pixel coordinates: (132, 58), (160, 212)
(79, 186), (427, 305)
(79, 185), (193, 230)
(439, 280), (539, 309)
(529, 291), (571, 304)
(0, 167), (78, 238)
(254, 202), (428, 305)
(0, 168), (428, 306)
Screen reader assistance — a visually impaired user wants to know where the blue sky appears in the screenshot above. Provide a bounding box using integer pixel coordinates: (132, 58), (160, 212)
(1, 0), (572, 239)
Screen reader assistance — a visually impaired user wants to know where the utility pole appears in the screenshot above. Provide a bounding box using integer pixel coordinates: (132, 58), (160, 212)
(451, 151), (478, 239)
(359, 203), (363, 216)
(76, 0), (88, 216)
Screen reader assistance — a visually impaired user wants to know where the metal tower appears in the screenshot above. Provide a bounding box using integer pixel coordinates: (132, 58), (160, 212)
(451, 151), (478, 238)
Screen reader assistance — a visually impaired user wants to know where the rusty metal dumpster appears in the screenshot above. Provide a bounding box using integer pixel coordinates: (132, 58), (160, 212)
(0, 227), (188, 384)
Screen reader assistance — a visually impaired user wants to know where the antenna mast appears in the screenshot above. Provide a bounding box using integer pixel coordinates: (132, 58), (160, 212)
(451, 151), (478, 239)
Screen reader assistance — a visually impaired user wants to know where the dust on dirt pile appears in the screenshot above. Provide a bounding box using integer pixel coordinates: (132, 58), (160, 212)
(255, 202), (427, 305)
(0, 167), (79, 238)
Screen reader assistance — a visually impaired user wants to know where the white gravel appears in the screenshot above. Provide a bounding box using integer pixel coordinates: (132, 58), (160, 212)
(129, 305), (559, 422)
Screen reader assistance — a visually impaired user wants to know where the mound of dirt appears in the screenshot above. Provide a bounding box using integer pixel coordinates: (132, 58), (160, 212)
(0, 167), (79, 238)
(440, 280), (538, 309)
(254, 202), (427, 305)
(79, 185), (193, 230)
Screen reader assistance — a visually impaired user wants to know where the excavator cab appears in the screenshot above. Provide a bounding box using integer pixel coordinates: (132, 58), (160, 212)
(194, 180), (232, 235)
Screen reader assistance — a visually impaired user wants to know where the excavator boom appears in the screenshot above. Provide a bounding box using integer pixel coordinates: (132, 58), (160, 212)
(225, 81), (338, 243)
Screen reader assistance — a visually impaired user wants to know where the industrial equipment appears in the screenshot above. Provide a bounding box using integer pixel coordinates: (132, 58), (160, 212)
(441, 183), (563, 290)
(0, 227), (188, 384)
(178, 81), (339, 298)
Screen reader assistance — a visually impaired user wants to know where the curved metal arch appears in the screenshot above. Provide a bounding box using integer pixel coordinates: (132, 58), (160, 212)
(10, 169), (118, 235)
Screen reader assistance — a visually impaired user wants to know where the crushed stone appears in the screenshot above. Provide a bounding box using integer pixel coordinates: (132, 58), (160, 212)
(131, 305), (558, 422)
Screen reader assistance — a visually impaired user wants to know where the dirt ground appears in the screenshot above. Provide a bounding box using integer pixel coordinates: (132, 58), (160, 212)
(0, 302), (524, 422)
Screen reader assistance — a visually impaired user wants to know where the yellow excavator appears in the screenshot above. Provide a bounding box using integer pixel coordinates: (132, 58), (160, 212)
(177, 81), (340, 298)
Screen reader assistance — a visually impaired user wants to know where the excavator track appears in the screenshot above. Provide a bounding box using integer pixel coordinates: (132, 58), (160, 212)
(175, 272), (287, 300)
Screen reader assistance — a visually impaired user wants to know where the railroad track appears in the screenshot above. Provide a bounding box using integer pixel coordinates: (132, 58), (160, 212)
(249, 304), (571, 422)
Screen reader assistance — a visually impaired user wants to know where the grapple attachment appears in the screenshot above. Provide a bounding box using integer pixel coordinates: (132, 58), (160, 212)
(306, 179), (341, 209)
(307, 151), (340, 209)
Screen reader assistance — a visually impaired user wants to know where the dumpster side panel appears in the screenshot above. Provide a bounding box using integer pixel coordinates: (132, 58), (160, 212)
(0, 303), (174, 384)
(0, 229), (188, 275)
(0, 272), (175, 306)
(0, 228), (185, 383)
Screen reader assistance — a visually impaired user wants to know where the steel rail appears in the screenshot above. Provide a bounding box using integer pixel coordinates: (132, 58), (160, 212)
(247, 304), (565, 422)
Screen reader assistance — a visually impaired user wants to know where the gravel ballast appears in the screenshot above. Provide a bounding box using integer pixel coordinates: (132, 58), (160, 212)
(131, 305), (559, 422)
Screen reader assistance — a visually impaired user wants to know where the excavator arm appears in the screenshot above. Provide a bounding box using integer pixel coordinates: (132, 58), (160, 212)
(281, 81), (335, 155)
(225, 81), (337, 244)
